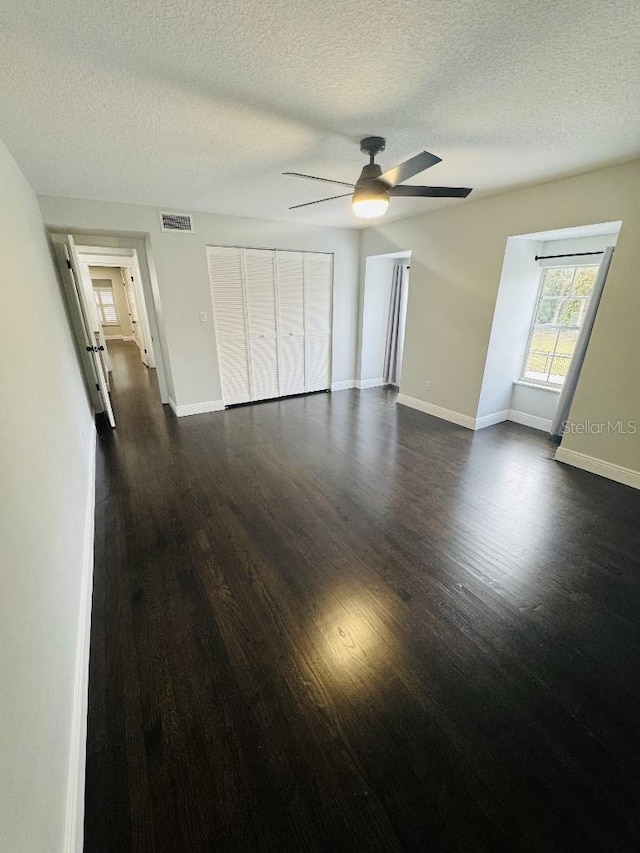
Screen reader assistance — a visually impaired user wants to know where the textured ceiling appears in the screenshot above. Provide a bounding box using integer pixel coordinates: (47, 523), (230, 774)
(2, 0), (639, 228)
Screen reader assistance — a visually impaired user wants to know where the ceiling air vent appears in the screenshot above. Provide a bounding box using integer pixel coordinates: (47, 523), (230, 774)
(160, 211), (194, 233)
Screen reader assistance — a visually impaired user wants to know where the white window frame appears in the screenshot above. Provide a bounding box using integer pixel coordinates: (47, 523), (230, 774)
(520, 263), (598, 389)
(93, 285), (120, 326)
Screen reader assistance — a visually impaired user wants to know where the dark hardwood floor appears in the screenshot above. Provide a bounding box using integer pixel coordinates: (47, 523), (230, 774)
(87, 340), (640, 852)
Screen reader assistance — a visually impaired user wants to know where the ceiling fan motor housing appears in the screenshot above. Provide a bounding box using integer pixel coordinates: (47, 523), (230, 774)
(360, 136), (386, 158)
(356, 138), (389, 201)
(354, 162), (388, 202)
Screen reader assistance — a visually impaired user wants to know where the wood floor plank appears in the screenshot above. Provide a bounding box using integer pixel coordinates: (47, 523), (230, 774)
(86, 341), (640, 852)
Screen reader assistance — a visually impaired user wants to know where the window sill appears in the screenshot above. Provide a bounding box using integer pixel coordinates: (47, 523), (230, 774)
(513, 380), (562, 395)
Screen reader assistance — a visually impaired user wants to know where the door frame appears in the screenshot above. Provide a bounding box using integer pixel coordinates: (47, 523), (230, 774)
(75, 249), (156, 368)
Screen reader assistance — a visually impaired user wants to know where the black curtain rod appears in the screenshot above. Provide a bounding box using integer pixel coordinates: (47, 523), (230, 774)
(535, 250), (604, 261)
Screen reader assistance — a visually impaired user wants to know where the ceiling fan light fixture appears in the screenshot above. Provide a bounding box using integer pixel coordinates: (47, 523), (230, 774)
(351, 186), (389, 219)
(352, 197), (389, 219)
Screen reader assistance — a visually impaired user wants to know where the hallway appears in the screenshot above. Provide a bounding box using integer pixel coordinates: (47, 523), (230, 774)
(87, 343), (640, 852)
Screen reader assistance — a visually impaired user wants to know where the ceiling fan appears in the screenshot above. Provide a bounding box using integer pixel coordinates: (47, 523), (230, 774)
(284, 137), (472, 219)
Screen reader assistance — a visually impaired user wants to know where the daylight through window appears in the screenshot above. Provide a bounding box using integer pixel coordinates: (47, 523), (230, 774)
(93, 286), (119, 325)
(521, 264), (598, 387)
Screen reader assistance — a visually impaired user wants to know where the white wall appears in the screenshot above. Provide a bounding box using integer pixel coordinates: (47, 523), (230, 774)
(537, 233), (619, 267)
(0, 140), (95, 852)
(477, 237), (542, 417)
(361, 159), (640, 474)
(360, 256), (394, 384)
(510, 383), (560, 425)
(38, 197), (361, 407)
(90, 265), (133, 338)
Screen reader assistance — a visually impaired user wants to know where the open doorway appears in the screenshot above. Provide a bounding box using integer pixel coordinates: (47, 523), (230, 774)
(359, 251), (411, 390)
(89, 267), (139, 351)
(51, 234), (166, 428)
(76, 247), (161, 422)
(76, 247), (155, 373)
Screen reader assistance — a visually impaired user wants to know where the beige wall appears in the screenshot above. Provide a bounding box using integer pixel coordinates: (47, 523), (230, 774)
(90, 265), (133, 338)
(38, 197), (361, 407)
(361, 159), (640, 472)
(0, 140), (95, 851)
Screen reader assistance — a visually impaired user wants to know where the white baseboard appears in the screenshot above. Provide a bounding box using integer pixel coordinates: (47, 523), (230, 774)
(475, 409), (509, 430)
(356, 377), (385, 390)
(473, 409), (552, 432)
(168, 397), (225, 417)
(331, 380), (356, 391)
(508, 410), (552, 432)
(64, 426), (96, 853)
(554, 447), (640, 490)
(397, 393), (476, 430)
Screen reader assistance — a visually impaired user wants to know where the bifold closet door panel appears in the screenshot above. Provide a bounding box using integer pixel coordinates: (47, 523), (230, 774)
(305, 334), (331, 392)
(276, 251), (305, 334)
(304, 253), (332, 336)
(207, 246), (251, 405)
(276, 251), (305, 395)
(244, 249), (279, 400)
(304, 253), (332, 392)
(244, 249), (277, 336)
(249, 334), (279, 401)
(279, 333), (305, 396)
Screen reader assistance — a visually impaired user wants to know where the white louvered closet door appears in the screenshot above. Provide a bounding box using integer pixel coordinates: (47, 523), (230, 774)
(276, 251), (306, 396)
(207, 246), (251, 405)
(304, 253), (333, 392)
(244, 249), (280, 401)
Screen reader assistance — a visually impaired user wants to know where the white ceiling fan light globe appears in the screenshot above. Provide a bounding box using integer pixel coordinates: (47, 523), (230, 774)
(351, 196), (389, 219)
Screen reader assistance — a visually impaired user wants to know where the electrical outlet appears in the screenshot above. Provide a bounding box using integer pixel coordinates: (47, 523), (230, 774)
(199, 312), (207, 322)
(425, 380), (432, 391)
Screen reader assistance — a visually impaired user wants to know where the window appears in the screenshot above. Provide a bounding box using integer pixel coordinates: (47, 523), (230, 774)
(93, 285), (119, 325)
(521, 264), (598, 387)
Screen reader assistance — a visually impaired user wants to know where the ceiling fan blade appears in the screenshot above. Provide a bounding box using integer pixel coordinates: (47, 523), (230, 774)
(283, 172), (354, 188)
(378, 151), (442, 188)
(289, 193), (352, 210)
(389, 185), (472, 198)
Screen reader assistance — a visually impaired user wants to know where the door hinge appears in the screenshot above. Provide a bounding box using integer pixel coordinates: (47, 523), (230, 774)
(144, 349), (147, 353)
(66, 259), (72, 269)
(95, 383), (100, 391)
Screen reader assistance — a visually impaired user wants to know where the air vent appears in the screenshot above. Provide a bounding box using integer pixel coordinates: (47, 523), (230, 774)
(160, 212), (194, 233)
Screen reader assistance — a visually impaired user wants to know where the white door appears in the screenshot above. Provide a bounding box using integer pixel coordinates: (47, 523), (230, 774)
(304, 253), (332, 392)
(244, 249), (279, 401)
(76, 258), (112, 381)
(208, 247), (251, 405)
(56, 236), (116, 427)
(123, 268), (146, 360)
(276, 251), (306, 396)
